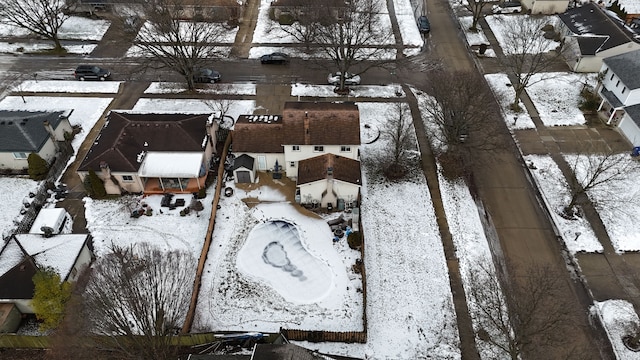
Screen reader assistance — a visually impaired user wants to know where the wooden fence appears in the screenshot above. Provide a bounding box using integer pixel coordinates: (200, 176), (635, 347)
(279, 329), (367, 343)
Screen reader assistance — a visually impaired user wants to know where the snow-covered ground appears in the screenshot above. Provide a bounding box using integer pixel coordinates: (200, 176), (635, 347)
(524, 155), (603, 254)
(527, 73), (596, 127)
(132, 98), (256, 125)
(14, 80), (121, 94)
(144, 82), (256, 95)
(591, 300), (640, 360)
(484, 15), (559, 55)
(291, 84), (405, 98)
(0, 177), (40, 240)
(484, 73), (535, 130)
(566, 153), (640, 253)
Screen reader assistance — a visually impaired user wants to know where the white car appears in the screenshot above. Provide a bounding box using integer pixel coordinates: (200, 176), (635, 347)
(491, 2), (522, 13)
(327, 72), (361, 86)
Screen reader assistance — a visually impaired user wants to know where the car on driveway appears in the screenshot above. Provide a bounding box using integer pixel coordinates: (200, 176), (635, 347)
(417, 16), (431, 34)
(193, 68), (221, 83)
(492, 1), (522, 13)
(260, 52), (289, 64)
(327, 72), (361, 86)
(74, 65), (111, 81)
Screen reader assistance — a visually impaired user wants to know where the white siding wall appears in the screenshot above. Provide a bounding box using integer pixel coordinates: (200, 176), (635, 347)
(112, 172), (144, 193)
(0, 139), (57, 170)
(619, 114), (640, 146)
(528, 0), (568, 14)
(66, 244), (93, 282)
(53, 118), (73, 140)
(601, 63), (640, 106)
(0, 299), (34, 314)
(299, 180), (360, 205)
(574, 55), (606, 73)
(283, 144), (359, 178)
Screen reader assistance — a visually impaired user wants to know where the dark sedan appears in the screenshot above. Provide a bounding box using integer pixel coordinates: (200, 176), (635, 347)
(417, 16), (431, 34)
(194, 68), (221, 83)
(260, 52), (290, 64)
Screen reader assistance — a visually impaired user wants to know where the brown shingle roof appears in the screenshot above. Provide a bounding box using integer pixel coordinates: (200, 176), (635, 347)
(78, 112), (211, 172)
(298, 154), (361, 185)
(233, 115), (284, 153)
(282, 102), (360, 146)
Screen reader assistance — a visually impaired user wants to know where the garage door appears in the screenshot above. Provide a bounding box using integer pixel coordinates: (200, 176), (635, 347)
(236, 170), (251, 183)
(619, 116), (640, 146)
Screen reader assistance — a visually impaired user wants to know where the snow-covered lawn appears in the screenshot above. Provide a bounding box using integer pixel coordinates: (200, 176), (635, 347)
(144, 82), (256, 95)
(524, 155), (603, 254)
(0, 16), (110, 41)
(591, 300), (640, 360)
(136, 21), (238, 44)
(459, 17), (490, 46)
(484, 73), (535, 130)
(527, 73), (596, 127)
(132, 99), (256, 125)
(14, 80), (122, 94)
(484, 15), (559, 55)
(0, 42), (96, 55)
(84, 192), (215, 257)
(566, 153), (640, 253)
(0, 177), (40, 240)
(291, 84), (405, 98)
(125, 45), (233, 58)
(393, 0), (424, 48)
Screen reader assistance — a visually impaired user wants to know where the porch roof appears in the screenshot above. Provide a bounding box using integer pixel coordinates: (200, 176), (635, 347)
(601, 89), (624, 108)
(138, 152), (204, 178)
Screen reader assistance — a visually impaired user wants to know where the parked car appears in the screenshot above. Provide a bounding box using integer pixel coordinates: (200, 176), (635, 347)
(74, 65), (111, 81)
(417, 16), (431, 34)
(492, 1), (522, 13)
(193, 68), (221, 83)
(327, 72), (361, 86)
(260, 52), (289, 64)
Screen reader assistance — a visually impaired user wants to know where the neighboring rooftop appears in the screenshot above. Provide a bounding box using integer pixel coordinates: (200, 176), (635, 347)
(558, 3), (638, 53)
(603, 49), (640, 89)
(78, 112), (212, 173)
(0, 110), (67, 153)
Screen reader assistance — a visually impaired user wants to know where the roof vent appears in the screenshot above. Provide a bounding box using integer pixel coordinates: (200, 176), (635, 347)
(20, 122), (26, 126)
(0, 121), (5, 125)
(7, 121), (13, 125)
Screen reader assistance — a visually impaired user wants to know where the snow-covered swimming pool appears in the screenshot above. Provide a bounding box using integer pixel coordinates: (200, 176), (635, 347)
(236, 220), (333, 304)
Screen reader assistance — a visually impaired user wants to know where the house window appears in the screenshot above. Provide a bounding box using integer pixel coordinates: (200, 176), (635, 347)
(290, 161), (295, 167)
(314, 146), (324, 152)
(616, 80), (620, 87)
(122, 175), (134, 182)
(622, 87), (626, 94)
(340, 146), (351, 152)
(13, 152), (28, 159)
(610, 73), (615, 80)
(292, 145), (300, 151)
(71, 268), (78, 278)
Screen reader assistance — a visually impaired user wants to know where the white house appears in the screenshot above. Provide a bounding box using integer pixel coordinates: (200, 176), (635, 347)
(558, 3), (640, 72)
(597, 49), (640, 145)
(0, 110), (72, 172)
(77, 112), (218, 195)
(520, 0), (568, 14)
(0, 234), (93, 314)
(232, 102), (362, 209)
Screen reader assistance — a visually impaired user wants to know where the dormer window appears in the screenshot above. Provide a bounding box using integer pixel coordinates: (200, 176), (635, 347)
(314, 146), (324, 152)
(340, 146), (351, 152)
(292, 145), (300, 151)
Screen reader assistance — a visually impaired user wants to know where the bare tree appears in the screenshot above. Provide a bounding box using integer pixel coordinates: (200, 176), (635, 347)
(276, 0), (394, 91)
(468, 262), (581, 360)
(381, 102), (416, 179)
(82, 243), (196, 360)
(459, 0), (491, 31)
(423, 70), (502, 157)
(498, 16), (564, 110)
(130, 0), (232, 91)
(563, 150), (638, 218)
(0, 0), (70, 52)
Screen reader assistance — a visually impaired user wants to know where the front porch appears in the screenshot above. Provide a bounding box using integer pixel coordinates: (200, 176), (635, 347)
(142, 174), (208, 195)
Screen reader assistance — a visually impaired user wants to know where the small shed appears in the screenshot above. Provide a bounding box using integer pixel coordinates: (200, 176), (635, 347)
(233, 154), (256, 183)
(29, 208), (71, 236)
(0, 303), (21, 333)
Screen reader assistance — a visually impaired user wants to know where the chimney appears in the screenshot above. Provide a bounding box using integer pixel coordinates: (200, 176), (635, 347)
(43, 119), (61, 151)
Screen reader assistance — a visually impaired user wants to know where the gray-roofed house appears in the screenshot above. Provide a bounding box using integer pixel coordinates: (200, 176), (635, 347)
(77, 111), (219, 195)
(0, 110), (72, 172)
(232, 102), (361, 209)
(520, 0), (568, 15)
(557, 2), (640, 72)
(596, 49), (640, 145)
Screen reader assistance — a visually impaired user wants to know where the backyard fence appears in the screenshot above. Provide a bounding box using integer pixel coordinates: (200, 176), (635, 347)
(279, 329), (367, 343)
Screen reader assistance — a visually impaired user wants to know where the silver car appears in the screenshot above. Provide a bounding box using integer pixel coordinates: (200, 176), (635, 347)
(327, 72), (361, 86)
